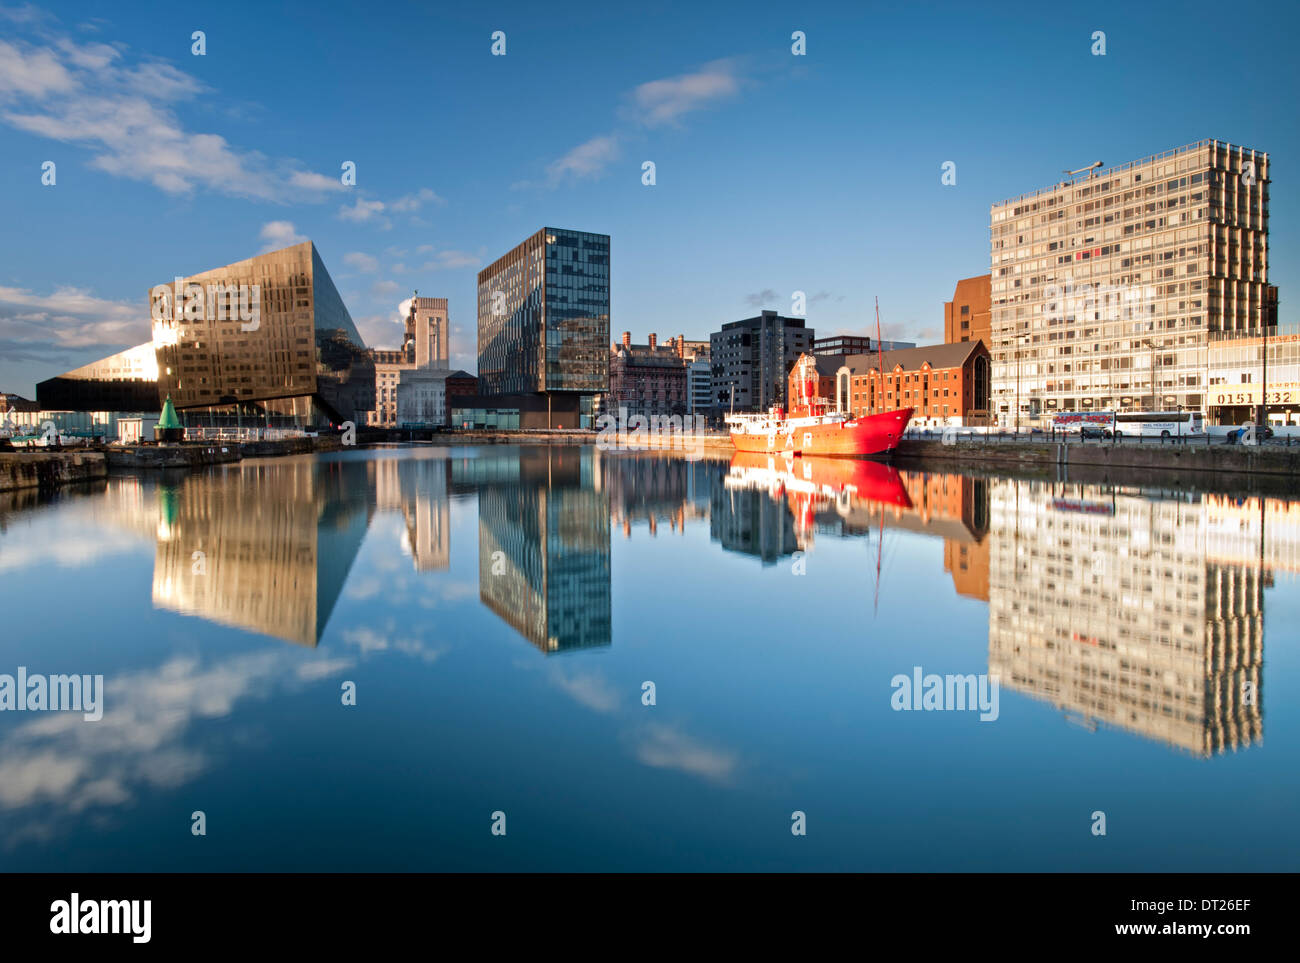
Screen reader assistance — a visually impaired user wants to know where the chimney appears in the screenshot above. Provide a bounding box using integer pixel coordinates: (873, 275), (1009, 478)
(677, 334), (686, 358)
(622, 331), (631, 349)
(648, 333), (657, 349)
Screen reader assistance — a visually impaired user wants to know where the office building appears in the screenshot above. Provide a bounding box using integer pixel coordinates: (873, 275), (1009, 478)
(476, 227), (610, 429)
(1207, 328), (1300, 426)
(989, 139), (1275, 427)
(710, 310), (813, 412)
(36, 241), (375, 427)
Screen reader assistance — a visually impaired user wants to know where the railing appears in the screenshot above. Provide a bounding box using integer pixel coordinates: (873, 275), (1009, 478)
(992, 139), (1220, 210)
(903, 426), (1298, 447)
(183, 427), (308, 442)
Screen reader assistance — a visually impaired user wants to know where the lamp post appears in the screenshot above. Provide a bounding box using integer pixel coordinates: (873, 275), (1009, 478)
(1141, 338), (1157, 410)
(1014, 334), (1030, 434)
(1258, 324), (1270, 431)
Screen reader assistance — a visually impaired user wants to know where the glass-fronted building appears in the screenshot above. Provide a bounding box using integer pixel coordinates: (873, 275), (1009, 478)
(37, 242), (374, 429)
(469, 448), (612, 654)
(476, 227), (610, 428)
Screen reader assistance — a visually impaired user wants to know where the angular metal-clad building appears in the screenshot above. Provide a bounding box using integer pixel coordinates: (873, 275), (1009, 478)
(37, 242), (374, 427)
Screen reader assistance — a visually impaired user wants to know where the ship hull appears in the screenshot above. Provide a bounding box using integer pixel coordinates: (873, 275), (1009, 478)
(729, 408), (914, 458)
(729, 450), (913, 509)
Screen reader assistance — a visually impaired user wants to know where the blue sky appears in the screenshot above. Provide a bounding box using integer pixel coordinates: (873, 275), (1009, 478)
(1, 0), (1297, 397)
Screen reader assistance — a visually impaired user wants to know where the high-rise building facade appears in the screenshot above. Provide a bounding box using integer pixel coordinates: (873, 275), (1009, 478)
(476, 227), (609, 428)
(709, 310), (813, 412)
(989, 140), (1274, 427)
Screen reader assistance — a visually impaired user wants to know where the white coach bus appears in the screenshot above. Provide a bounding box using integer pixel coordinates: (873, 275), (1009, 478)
(1052, 410), (1204, 439)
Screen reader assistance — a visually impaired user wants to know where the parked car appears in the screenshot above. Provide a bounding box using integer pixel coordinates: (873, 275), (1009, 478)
(1225, 425), (1274, 444)
(1079, 425), (1111, 440)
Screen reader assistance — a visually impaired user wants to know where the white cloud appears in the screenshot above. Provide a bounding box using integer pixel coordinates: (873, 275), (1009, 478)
(544, 134), (620, 185)
(629, 59), (741, 128)
(338, 197), (387, 223)
(0, 649), (347, 839)
(288, 169), (346, 193)
(525, 58), (745, 189)
(343, 251), (379, 273)
(549, 669), (619, 714)
(0, 30), (352, 200)
(633, 723), (738, 784)
(0, 38), (77, 98)
(0, 284), (146, 357)
(258, 220), (307, 252)
(388, 187), (443, 212)
(421, 250), (480, 271)
(337, 187), (441, 228)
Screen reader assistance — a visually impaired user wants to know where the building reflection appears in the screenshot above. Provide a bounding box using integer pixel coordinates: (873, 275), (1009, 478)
(987, 479), (1266, 756)
(370, 454), (451, 570)
(72, 446), (1290, 760)
(459, 448), (612, 654)
(604, 452), (712, 538)
(711, 452), (989, 599)
(151, 459), (373, 646)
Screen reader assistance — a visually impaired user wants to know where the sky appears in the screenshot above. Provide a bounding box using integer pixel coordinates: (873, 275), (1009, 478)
(1, 0), (1297, 397)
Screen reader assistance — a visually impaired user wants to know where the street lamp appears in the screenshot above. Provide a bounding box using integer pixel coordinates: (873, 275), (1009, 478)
(1140, 338), (1157, 410)
(1014, 333), (1030, 433)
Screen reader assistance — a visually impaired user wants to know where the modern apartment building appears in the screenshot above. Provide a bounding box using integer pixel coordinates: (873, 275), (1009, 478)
(989, 139), (1275, 427)
(476, 227), (610, 428)
(709, 310), (814, 412)
(943, 275), (991, 345)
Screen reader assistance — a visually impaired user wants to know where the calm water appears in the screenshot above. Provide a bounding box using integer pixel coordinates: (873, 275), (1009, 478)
(1, 445), (1297, 871)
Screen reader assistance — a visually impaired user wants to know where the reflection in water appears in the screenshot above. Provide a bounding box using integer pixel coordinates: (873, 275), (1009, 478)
(989, 482), (1265, 757)
(39, 446), (1292, 760)
(151, 460), (373, 646)
(463, 449), (612, 654)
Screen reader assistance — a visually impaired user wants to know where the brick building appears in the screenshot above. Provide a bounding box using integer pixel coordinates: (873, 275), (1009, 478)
(943, 275), (991, 345)
(792, 341), (992, 428)
(608, 332), (688, 419)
